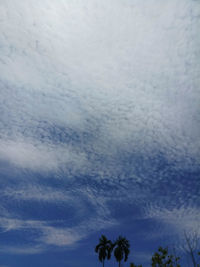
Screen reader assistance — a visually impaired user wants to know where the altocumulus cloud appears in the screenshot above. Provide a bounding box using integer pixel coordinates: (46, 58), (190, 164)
(0, 0), (200, 257)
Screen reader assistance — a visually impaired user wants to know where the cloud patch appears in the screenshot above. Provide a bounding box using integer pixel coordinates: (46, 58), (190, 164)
(0, 138), (87, 173)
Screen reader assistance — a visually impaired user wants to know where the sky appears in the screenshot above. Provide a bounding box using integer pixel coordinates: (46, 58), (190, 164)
(0, 0), (200, 266)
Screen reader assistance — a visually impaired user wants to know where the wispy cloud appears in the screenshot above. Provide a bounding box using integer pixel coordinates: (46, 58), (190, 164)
(0, 215), (117, 251)
(145, 205), (200, 241)
(3, 185), (71, 202)
(0, 138), (87, 173)
(0, 0), (199, 177)
(0, 245), (45, 255)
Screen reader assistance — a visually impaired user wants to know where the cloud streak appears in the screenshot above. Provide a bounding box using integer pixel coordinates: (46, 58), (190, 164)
(0, 138), (87, 173)
(0, 215), (117, 249)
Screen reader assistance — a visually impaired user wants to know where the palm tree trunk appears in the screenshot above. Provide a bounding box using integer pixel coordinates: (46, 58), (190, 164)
(119, 261), (121, 267)
(103, 259), (104, 267)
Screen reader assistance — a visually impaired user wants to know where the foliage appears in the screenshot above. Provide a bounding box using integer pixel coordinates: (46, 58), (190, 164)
(151, 246), (180, 267)
(183, 231), (200, 267)
(95, 235), (113, 267)
(95, 234), (200, 267)
(113, 236), (130, 267)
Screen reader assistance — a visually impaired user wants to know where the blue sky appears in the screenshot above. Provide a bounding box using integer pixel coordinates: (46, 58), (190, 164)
(0, 0), (200, 266)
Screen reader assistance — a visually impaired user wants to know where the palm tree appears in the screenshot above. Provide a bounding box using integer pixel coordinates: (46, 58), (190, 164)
(95, 235), (113, 267)
(113, 236), (130, 267)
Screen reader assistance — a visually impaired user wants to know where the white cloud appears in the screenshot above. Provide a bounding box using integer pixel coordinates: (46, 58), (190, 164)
(145, 205), (200, 240)
(3, 185), (71, 202)
(0, 217), (45, 232)
(0, 0), (199, 176)
(0, 215), (117, 250)
(0, 138), (87, 173)
(1, 183), (112, 223)
(0, 245), (45, 255)
(39, 226), (83, 247)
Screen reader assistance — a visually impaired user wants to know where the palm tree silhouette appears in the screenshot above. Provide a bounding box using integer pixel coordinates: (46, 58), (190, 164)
(95, 235), (113, 267)
(113, 235), (130, 267)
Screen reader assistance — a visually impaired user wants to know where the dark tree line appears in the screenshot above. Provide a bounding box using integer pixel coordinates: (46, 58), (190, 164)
(95, 235), (130, 267)
(95, 234), (200, 267)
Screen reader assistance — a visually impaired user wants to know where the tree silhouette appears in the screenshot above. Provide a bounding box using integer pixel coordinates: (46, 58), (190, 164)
(151, 246), (180, 267)
(113, 235), (130, 267)
(183, 231), (200, 267)
(95, 235), (113, 267)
